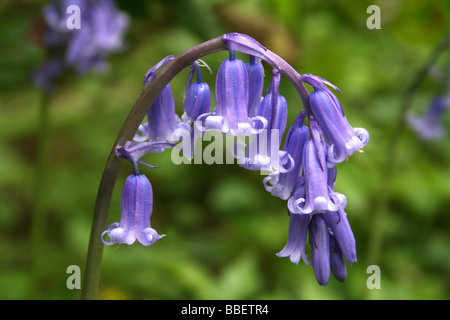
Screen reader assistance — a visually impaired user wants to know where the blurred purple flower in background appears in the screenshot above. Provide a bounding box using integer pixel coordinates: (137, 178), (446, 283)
(407, 94), (450, 140)
(32, 0), (129, 93)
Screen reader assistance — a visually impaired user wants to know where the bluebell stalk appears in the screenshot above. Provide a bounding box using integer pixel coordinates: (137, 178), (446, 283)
(406, 94), (450, 140)
(102, 174), (164, 246)
(87, 34), (369, 294)
(239, 70), (292, 172)
(197, 51), (267, 136)
(263, 112), (309, 200)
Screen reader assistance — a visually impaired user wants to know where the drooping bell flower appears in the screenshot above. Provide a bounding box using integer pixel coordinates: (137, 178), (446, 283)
(246, 56), (265, 118)
(133, 56), (188, 152)
(323, 209), (357, 266)
(167, 60), (212, 160)
(263, 112), (309, 200)
(240, 70), (290, 172)
(406, 94), (450, 140)
(308, 209), (356, 285)
(302, 74), (369, 164)
(329, 233), (347, 282)
(309, 213), (331, 286)
(288, 122), (346, 215)
(182, 61), (212, 123)
(276, 178), (311, 265)
(197, 50), (267, 136)
(101, 174), (164, 246)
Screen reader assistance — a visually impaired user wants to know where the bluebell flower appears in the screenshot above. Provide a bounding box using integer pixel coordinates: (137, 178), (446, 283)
(197, 51), (267, 136)
(323, 209), (357, 266)
(182, 61), (212, 123)
(133, 56), (189, 152)
(309, 213), (331, 286)
(406, 94), (450, 140)
(263, 112), (309, 200)
(102, 174), (164, 246)
(280, 161), (356, 285)
(302, 74), (369, 164)
(239, 70), (291, 172)
(307, 208), (357, 286)
(276, 178), (311, 265)
(246, 56), (265, 118)
(288, 125), (347, 215)
(329, 233), (347, 282)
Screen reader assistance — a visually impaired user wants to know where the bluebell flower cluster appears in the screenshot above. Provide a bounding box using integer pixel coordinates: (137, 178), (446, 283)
(32, 0), (129, 93)
(104, 33), (369, 286)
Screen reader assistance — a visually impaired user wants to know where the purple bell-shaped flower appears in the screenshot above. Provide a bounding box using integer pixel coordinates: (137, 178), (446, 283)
(276, 178), (311, 265)
(246, 56), (265, 118)
(239, 70), (290, 172)
(197, 51), (267, 136)
(102, 174), (164, 246)
(302, 74), (369, 164)
(263, 112), (309, 200)
(288, 123), (347, 215)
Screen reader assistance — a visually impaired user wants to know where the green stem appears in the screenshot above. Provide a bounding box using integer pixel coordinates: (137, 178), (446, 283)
(31, 91), (50, 296)
(81, 36), (228, 300)
(365, 34), (450, 282)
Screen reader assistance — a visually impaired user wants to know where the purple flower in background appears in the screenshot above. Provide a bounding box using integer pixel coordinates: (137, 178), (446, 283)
(407, 95), (450, 140)
(33, 0), (129, 92)
(31, 58), (65, 94)
(102, 174), (164, 246)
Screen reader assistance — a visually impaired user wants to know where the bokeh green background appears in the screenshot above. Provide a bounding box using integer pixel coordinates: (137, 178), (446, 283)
(0, 0), (449, 300)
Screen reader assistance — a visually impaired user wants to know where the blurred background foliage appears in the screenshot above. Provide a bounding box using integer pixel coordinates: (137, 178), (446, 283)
(0, 0), (449, 300)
